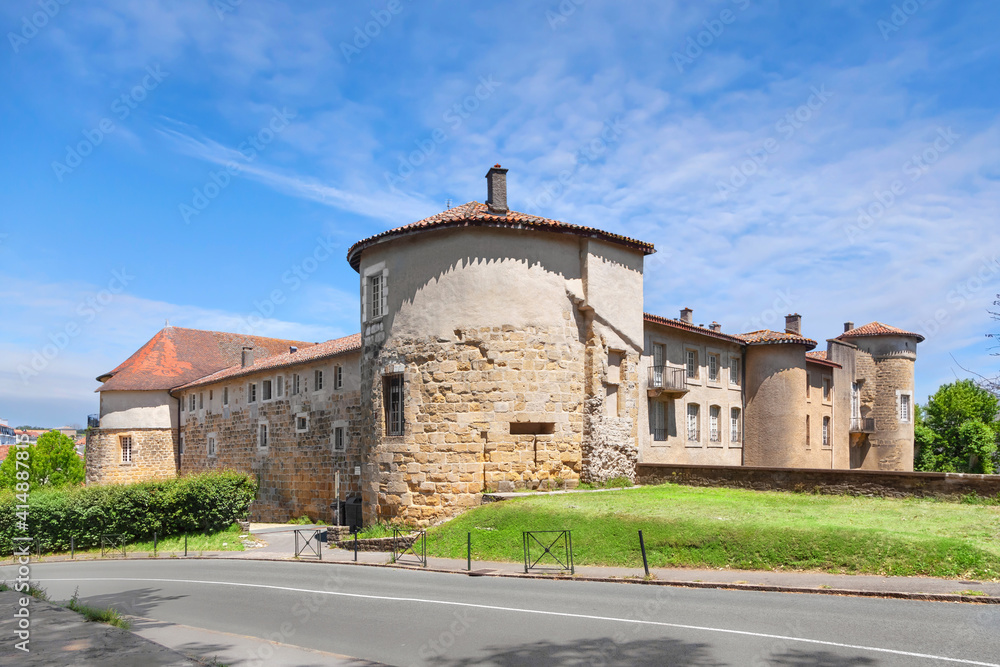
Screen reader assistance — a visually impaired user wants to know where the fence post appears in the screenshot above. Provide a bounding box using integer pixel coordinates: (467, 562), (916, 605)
(353, 532), (358, 562)
(638, 530), (650, 577)
(70, 536), (74, 560)
(467, 532), (471, 571)
(184, 535), (188, 557)
(153, 532), (158, 558)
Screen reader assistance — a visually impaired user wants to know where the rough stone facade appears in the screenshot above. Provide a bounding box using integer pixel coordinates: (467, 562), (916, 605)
(85, 427), (177, 485)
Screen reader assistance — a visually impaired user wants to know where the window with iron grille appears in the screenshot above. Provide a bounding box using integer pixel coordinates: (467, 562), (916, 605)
(120, 435), (132, 463)
(899, 393), (911, 423)
(384, 373), (404, 436)
(296, 414), (309, 433)
(207, 435), (216, 457)
(334, 426), (346, 451)
(709, 405), (721, 442)
(651, 400), (666, 441)
(686, 403), (699, 441)
(730, 408), (740, 442)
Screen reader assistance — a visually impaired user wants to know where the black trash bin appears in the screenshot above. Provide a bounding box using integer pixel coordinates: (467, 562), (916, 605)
(344, 496), (363, 532)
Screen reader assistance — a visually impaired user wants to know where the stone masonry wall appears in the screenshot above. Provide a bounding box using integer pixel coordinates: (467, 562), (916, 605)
(363, 316), (589, 527)
(869, 354), (914, 470)
(181, 378), (363, 523)
(85, 428), (177, 485)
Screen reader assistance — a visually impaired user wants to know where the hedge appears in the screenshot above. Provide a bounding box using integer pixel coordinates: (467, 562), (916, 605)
(0, 471), (256, 555)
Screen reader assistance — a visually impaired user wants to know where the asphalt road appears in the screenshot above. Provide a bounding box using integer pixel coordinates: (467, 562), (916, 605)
(5, 559), (999, 666)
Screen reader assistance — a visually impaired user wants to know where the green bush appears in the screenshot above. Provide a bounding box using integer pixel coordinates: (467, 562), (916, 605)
(0, 471), (256, 555)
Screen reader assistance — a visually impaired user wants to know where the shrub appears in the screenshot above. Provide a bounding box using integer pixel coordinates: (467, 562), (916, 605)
(0, 471), (256, 555)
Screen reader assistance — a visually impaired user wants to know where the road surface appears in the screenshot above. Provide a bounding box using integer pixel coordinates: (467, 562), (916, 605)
(5, 559), (998, 666)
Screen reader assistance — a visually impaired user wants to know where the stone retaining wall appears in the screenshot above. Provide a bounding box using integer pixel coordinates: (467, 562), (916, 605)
(333, 532), (419, 552)
(636, 463), (1000, 499)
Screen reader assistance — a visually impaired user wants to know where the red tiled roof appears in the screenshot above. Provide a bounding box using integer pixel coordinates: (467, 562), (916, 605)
(171, 333), (362, 392)
(806, 350), (827, 360)
(97, 327), (316, 392)
(736, 330), (817, 350)
(805, 349), (842, 369)
(838, 321), (925, 343)
(643, 313), (745, 345)
(347, 201), (655, 270)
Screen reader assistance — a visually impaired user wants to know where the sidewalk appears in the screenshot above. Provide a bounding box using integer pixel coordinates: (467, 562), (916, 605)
(24, 525), (1000, 602)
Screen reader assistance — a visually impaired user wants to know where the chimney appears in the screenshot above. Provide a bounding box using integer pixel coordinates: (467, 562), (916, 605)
(680, 307), (693, 324)
(785, 314), (802, 335)
(241, 346), (254, 368)
(709, 322), (722, 333)
(289, 346), (298, 354)
(844, 321), (854, 333)
(485, 164), (508, 214)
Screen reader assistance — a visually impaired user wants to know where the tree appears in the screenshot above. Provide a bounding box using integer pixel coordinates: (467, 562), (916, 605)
(914, 380), (1000, 473)
(0, 430), (85, 490)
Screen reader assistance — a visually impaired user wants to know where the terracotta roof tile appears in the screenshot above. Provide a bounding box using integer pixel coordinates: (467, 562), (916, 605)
(805, 350), (827, 360)
(838, 321), (925, 343)
(97, 327), (316, 392)
(805, 349), (842, 368)
(347, 201), (654, 270)
(172, 333), (362, 392)
(736, 329), (817, 350)
(643, 313), (745, 345)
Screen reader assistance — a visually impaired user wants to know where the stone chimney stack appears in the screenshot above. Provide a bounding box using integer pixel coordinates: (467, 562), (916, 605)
(844, 321), (854, 333)
(709, 322), (722, 333)
(785, 314), (802, 335)
(241, 346), (254, 368)
(485, 164), (508, 214)
(680, 308), (693, 324)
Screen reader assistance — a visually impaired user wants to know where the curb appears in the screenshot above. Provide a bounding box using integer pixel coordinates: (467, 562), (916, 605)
(28, 552), (1000, 605)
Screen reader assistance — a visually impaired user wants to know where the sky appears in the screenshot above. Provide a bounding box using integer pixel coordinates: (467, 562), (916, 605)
(1, 0), (998, 427)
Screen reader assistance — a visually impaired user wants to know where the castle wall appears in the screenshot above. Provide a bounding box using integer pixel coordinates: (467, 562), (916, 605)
(849, 336), (916, 471)
(743, 345), (809, 467)
(178, 352), (363, 522)
(85, 427), (177, 485)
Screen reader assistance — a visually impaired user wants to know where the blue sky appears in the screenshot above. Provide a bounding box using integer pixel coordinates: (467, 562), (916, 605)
(1, 0), (998, 427)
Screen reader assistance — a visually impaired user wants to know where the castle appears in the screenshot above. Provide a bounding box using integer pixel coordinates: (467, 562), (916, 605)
(86, 166), (922, 525)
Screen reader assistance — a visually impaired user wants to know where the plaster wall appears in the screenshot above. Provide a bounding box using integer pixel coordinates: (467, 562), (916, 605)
(99, 390), (177, 429)
(744, 344), (809, 467)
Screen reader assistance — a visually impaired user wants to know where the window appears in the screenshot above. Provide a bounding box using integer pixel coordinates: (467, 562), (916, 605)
(276, 376), (283, 398)
(708, 354), (720, 382)
(189, 394), (196, 412)
(248, 383), (257, 403)
(180, 397), (185, 412)
(686, 403), (700, 442)
(730, 357), (740, 386)
(262, 379), (272, 401)
(334, 426), (346, 451)
(370, 273), (385, 319)
(806, 415), (811, 448)
(333, 366), (343, 390)
(851, 382), (861, 419)
(292, 373), (300, 395)
(651, 400), (666, 441)
(296, 413), (309, 433)
(314, 369), (324, 391)
(709, 405), (721, 442)
(258, 423), (268, 449)
(686, 349), (698, 379)
(209, 390), (213, 401)
(384, 373), (404, 436)
(207, 434), (216, 457)
(823, 377), (831, 402)
(899, 393), (911, 423)
(651, 344), (666, 387)
(199, 392), (204, 409)
(120, 435), (132, 463)
(223, 387), (229, 405)
(806, 373), (811, 399)
(822, 417), (830, 447)
(179, 435), (184, 455)
(730, 408), (740, 442)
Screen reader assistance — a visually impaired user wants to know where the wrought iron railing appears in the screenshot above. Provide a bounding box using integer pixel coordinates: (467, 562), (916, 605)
(648, 366), (687, 392)
(850, 417), (876, 433)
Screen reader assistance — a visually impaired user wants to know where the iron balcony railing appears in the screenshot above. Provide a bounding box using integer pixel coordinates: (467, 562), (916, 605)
(648, 366), (687, 393)
(850, 417), (876, 433)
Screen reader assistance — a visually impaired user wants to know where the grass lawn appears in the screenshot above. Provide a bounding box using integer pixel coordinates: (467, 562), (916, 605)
(45, 523), (247, 558)
(425, 484), (1000, 580)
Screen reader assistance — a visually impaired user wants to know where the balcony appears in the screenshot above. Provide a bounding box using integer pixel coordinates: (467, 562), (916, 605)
(850, 416), (876, 434)
(648, 366), (688, 396)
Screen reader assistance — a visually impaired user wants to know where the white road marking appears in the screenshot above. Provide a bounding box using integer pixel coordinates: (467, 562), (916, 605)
(36, 576), (999, 666)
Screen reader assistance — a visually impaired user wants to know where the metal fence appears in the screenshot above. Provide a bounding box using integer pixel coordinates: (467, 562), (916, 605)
(294, 529), (323, 560)
(101, 534), (126, 558)
(393, 528), (426, 567)
(523, 530), (574, 574)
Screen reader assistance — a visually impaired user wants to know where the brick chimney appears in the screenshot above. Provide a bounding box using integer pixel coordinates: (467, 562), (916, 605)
(709, 322), (722, 333)
(485, 164), (508, 214)
(241, 346), (254, 368)
(844, 321), (854, 333)
(680, 308), (693, 324)
(785, 314), (802, 335)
